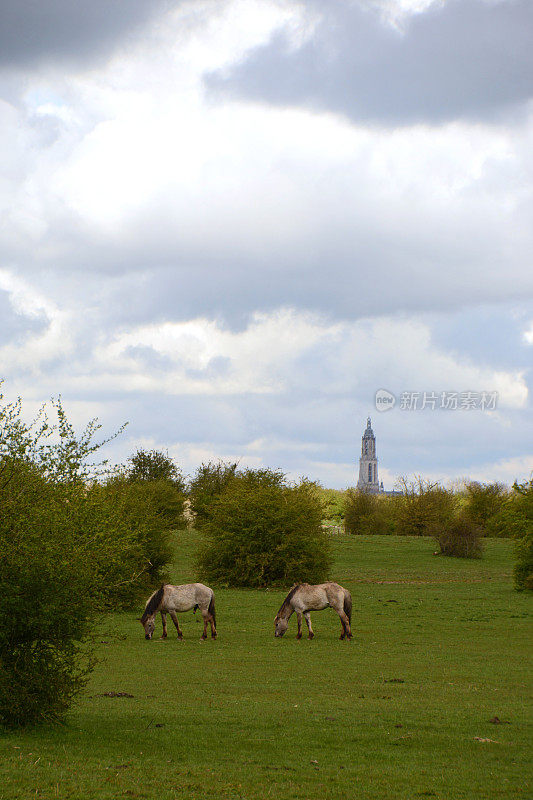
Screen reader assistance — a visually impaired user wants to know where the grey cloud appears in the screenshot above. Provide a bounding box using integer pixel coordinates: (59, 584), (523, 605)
(0, 0), (170, 70)
(206, 0), (533, 124)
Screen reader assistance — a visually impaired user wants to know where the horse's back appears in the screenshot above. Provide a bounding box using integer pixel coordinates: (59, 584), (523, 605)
(164, 582), (213, 611)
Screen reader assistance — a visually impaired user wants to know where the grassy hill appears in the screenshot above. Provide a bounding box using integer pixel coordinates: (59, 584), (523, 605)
(1, 533), (531, 799)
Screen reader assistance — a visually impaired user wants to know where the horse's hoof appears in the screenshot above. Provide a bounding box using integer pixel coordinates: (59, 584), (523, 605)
(340, 634), (345, 640)
(211, 634), (217, 639)
(296, 633), (302, 640)
(308, 633), (314, 640)
(178, 635), (183, 640)
(201, 635), (207, 640)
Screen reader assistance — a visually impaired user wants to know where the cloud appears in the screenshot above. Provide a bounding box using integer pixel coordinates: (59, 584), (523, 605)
(0, 0), (531, 488)
(0, 0), (170, 70)
(206, 0), (533, 124)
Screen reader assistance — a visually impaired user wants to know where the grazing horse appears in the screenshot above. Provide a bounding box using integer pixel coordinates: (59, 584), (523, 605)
(274, 582), (352, 640)
(140, 583), (216, 640)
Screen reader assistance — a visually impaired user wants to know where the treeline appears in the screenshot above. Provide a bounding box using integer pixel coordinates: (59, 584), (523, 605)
(337, 478), (532, 584)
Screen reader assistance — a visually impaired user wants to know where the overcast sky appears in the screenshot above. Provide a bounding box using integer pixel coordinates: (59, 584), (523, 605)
(0, 0), (532, 489)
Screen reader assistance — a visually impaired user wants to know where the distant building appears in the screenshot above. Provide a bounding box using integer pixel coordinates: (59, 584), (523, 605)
(356, 417), (402, 495)
(357, 417), (383, 494)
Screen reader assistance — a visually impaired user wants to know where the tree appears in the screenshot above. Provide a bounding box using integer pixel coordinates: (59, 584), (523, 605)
(188, 460), (239, 529)
(510, 478), (533, 590)
(344, 489), (393, 535)
(0, 386), (173, 726)
(195, 469), (331, 588)
(126, 448), (185, 488)
(393, 477), (456, 536)
(462, 481), (508, 534)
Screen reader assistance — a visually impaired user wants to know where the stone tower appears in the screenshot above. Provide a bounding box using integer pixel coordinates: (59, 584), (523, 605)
(357, 417), (380, 493)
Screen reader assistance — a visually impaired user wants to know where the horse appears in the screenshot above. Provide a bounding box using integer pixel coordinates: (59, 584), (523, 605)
(274, 582), (352, 640)
(140, 583), (217, 640)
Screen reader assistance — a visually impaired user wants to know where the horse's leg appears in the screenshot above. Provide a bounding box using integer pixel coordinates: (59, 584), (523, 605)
(296, 612), (303, 639)
(337, 609), (351, 640)
(303, 611), (314, 639)
(201, 613), (208, 640)
(208, 614), (217, 639)
(160, 612), (168, 638)
(169, 611), (183, 639)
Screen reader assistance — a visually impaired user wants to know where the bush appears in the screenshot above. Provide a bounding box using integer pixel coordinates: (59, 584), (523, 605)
(510, 479), (533, 591)
(196, 470), (331, 587)
(0, 460), (97, 726)
(462, 481), (509, 535)
(0, 387), (174, 726)
(83, 477), (174, 607)
(431, 514), (483, 559)
(344, 490), (393, 535)
(188, 460), (238, 529)
(394, 477), (456, 536)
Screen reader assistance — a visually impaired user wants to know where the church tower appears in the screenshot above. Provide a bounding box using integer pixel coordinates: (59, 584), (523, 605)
(357, 417), (380, 494)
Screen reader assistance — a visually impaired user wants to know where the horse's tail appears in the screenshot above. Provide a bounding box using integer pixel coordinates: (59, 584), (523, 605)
(343, 590), (352, 625)
(208, 593), (216, 627)
(141, 585), (165, 624)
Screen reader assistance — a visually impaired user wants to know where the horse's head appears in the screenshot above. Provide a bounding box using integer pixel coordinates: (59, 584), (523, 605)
(274, 614), (288, 637)
(140, 614), (156, 640)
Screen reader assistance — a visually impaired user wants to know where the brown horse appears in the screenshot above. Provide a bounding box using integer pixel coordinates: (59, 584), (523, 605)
(274, 582), (352, 640)
(140, 583), (216, 640)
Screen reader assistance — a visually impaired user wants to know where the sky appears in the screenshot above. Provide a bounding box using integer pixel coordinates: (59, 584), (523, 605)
(0, 0), (532, 489)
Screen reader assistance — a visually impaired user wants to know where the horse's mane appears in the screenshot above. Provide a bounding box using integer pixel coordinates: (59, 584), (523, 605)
(141, 585), (165, 623)
(276, 584), (301, 616)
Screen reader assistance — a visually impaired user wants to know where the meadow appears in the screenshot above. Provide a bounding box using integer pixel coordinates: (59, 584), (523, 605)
(1, 533), (531, 800)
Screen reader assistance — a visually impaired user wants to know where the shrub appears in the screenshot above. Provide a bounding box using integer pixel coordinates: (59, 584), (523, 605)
(188, 460), (238, 529)
(394, 477), (456, 536)
(83, 477), (174, 607)
(431, 514), (483, 559)
(196, 470), (331, 587)
(0, 386), (173, 726)
(510, 479), (533, 591)
(462, 481), (509, 535)
(317, 487), (346, 524)
(0, 459), (98, 726)
(344, 490), (393, 535)
(126, 448), (186, 488)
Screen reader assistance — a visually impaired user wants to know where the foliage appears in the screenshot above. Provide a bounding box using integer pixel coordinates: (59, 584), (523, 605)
(0, 386), (173, 727)
(196, 470), (331, 587)
(344, 489), (393, 535)
(393, 477), (457, 537)
(0, 458), (97, 726)
(510, 478), (533, 590)
(461, 481), (509, 535)
(188, 460), (239, 530)
(316, 487), (346, 524)
(126, 448), (185, 489)
(431, 514), (483, 559)
(81, 477), (174, 608)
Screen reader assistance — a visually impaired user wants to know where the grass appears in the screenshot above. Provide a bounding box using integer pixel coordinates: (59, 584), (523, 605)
(1, 533), (531, 799)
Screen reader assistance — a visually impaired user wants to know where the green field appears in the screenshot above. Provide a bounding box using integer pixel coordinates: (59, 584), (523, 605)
(1, 534), (531, 800)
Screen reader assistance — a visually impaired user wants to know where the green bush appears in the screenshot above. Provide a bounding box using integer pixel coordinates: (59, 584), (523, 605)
(510, 479), (533, 591)
(393, 477), (456, 536)
(188, 460), (238, 529)
(0, 460), (97, 726)
(431, 514), (483, 559)
(196, 470), (331, 587)
(344, 490), (393, 535)
(0, 387), (174, 726)
(461, 481), (509, 535)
